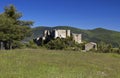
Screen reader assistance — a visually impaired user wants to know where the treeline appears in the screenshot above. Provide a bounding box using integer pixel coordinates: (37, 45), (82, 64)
(97, 42), (120, 54)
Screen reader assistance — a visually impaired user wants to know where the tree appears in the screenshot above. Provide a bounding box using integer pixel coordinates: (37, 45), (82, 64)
(0, 4), (33, 49)
(97, 41), (113, 53)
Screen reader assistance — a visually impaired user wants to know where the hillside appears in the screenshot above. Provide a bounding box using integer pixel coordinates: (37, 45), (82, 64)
(32, 26), (120, 47)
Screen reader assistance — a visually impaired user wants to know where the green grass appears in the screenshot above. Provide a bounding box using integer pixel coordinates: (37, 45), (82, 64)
(0, 49), (120, 78)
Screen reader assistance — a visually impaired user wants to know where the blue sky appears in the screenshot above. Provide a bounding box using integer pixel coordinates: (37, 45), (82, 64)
(0, 0), (120, 31)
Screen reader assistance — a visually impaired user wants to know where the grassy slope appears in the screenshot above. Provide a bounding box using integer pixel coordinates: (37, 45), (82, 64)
(0, 49), (120, 78)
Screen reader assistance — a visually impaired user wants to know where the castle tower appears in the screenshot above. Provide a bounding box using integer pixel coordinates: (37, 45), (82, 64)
(66, 30), (71, 37)
(43, 30), (48, 37)
(44, 30), (50, 37)
(72, 33), (82, 43)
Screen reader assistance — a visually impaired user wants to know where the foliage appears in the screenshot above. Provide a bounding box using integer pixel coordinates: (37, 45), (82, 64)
(46, 38), (66, 50)
(97, 41), (113, 53)
(111, 48), (120, 54)
(45, 37), (83, 51)
(0, 4), (33, 49)
(97, 41), (120, 54)
(26, 40), (38, 49)
(12, 40), (26, 49)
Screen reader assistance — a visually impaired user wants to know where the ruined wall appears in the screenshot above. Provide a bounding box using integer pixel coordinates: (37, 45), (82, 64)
(43, 30), (50, 37)
(66, 30), (71, 37)
(54, 30), (70, 38)
(72, 33), (82, 43)
(43, 29), (71, 39)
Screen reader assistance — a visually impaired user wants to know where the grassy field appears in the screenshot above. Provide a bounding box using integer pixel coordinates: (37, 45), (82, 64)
(0, 49), (120, 78)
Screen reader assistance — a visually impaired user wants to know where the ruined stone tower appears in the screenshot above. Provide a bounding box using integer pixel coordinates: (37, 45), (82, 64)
(72, 33), (82, 43)
(54, 29), (71, 38)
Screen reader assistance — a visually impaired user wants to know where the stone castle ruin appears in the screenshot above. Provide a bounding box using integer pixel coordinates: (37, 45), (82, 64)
(34, 29), (82, 45)
(33, 29), (97, 51)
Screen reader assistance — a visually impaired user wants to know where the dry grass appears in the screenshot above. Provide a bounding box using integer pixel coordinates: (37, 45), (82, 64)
(0, 49), (120, 78)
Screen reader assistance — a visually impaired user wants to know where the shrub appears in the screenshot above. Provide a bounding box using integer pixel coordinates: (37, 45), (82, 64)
(46, 38), (66, 50)
(26, 40), (38, 49)
(110, 48), (120, 54)
(45, 37), (83, 51)
(97, 42), (113, 53)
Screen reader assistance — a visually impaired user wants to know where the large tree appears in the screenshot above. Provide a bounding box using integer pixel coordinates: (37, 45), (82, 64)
(0, 4), (33, 49)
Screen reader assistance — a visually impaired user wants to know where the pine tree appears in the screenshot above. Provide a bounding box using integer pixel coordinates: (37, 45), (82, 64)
(0, 4), (33, 49)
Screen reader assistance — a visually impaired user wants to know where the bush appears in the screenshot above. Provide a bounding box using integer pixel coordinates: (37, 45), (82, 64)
(109, 48), (120, 54)
(97, 42), (113, 53)
(45, 37), (83, 51)
(46, 38), (66, 50)
(26, 40), (38, 49)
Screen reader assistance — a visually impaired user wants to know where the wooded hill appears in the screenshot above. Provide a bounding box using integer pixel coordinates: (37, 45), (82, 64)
(32, 26), (120, 47)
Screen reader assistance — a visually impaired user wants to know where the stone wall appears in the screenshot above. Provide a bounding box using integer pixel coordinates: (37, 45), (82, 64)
(67, 30), (71, 37)
(54, 29), (71, 38)
(72, 33), (82, 43)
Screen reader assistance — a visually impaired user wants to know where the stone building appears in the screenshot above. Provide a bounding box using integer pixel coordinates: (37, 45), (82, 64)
(54, 29), (71, 38)
(72, 33), (82, 43)
(85, 42), (97, 51)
